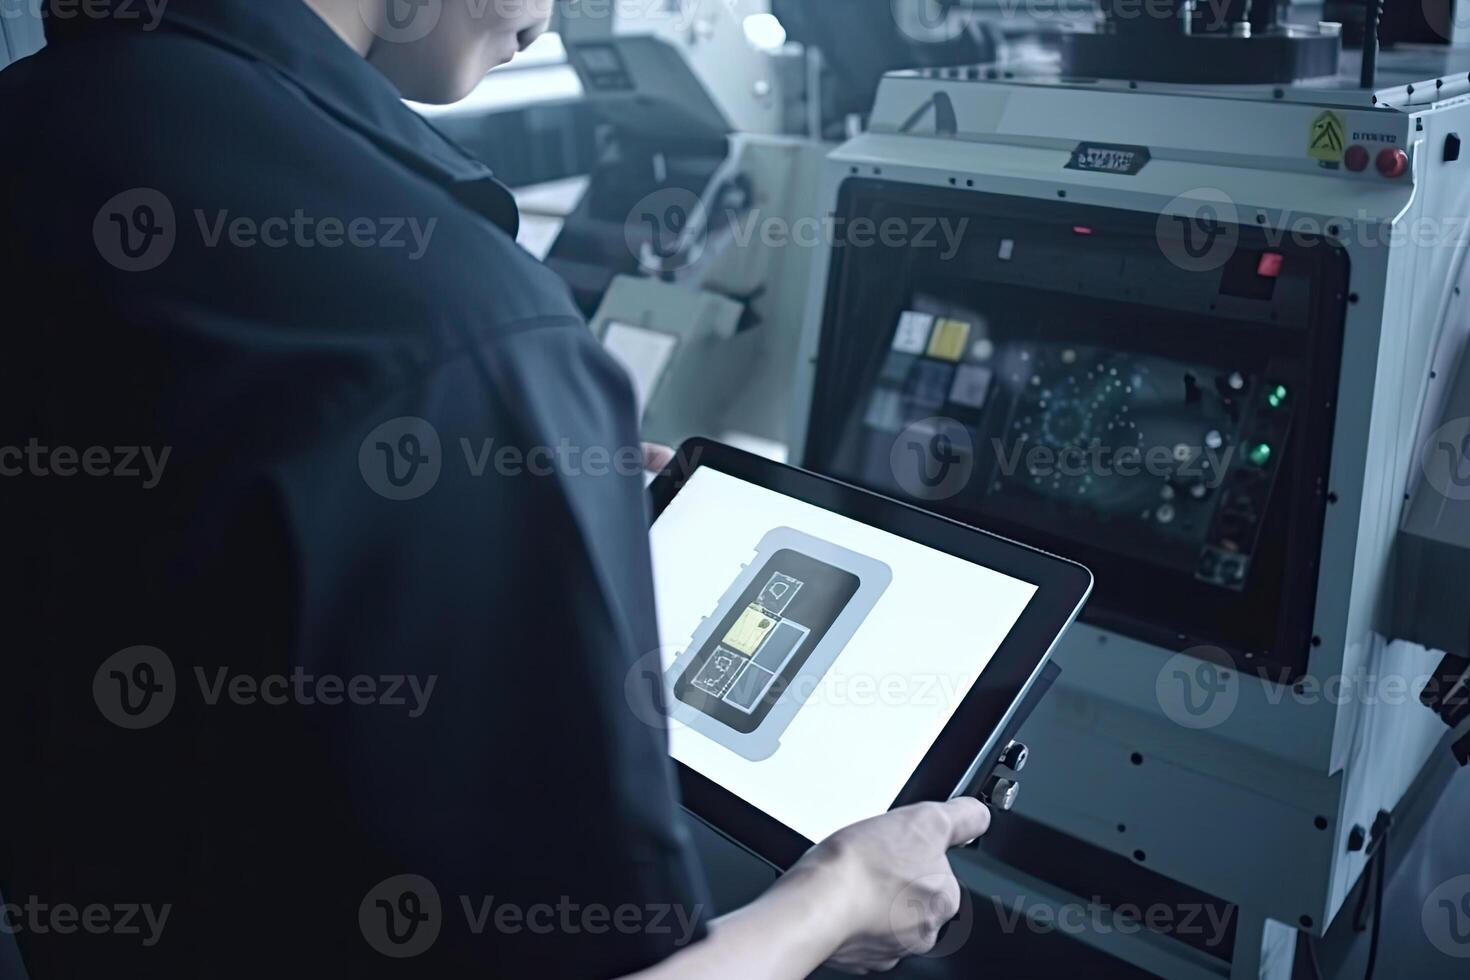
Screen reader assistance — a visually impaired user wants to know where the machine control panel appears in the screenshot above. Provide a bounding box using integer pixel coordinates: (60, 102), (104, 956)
(804, 182), (1347, 677)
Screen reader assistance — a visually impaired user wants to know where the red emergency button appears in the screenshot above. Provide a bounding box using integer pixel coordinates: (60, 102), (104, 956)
(1344, 145), (1370, 172)
(1376, 147), (1409, 178)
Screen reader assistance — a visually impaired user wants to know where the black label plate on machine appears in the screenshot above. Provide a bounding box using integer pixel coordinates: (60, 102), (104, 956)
(1065, 143), (1152, 175)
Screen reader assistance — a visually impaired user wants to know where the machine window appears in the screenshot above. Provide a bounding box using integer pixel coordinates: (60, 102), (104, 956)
(805, 182), (1347, 678)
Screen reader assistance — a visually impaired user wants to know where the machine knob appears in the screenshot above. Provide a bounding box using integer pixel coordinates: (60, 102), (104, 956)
(981, 775), (1020, 811)
(1376, 147), (1409, 178)
(1344, 145), (1370, 172)
(998, 740), (1029, 772)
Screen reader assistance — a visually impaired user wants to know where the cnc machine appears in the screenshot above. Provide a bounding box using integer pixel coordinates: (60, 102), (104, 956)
(784, 2), (1470, 976)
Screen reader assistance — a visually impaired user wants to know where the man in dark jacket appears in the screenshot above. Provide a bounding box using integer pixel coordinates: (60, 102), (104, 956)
(0, 2), (986, 977)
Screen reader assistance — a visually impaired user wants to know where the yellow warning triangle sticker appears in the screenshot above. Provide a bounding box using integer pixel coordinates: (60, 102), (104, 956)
(1309, 110), (1346, 162)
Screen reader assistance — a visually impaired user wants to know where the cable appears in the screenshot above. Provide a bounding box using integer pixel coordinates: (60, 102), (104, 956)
(1349, 810), (1393, 980)
(1303, 929), (1325, 980)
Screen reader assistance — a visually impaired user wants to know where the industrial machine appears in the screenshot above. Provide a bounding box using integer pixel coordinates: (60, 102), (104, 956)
(552, 0), (1000, 451)
(549, 0), (818, 451)
(549, 1), (1470, 974)
(780, 3), (1470, 974)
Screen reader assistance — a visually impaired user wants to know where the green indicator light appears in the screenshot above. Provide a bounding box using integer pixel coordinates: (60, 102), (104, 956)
(1249, 443), (1274, 466)
(1268, 384), (1289, 409)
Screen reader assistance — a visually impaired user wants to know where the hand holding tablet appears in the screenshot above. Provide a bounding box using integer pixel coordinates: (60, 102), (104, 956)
(648, 439), (1092, 868)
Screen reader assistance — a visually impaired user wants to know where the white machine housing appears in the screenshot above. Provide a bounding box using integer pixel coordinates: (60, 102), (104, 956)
(557, 0), (792, 139)
(788, 58), (1470, 979)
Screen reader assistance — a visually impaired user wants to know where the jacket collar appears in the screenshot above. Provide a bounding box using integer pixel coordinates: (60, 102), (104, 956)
(49, 0), (519, 233)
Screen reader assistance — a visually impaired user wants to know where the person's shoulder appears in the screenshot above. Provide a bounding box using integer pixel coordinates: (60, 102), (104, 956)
(1, 30), (583, 333)
(1, 28), (279, 136)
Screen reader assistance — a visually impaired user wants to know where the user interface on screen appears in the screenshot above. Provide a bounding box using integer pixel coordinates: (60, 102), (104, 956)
(649, 467), (1038, 844)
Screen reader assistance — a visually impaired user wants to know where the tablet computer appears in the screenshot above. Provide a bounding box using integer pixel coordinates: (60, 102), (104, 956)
(648, 438), (1093, 868)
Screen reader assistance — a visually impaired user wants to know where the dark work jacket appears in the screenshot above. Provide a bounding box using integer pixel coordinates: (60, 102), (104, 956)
(0, 2), (708, 977)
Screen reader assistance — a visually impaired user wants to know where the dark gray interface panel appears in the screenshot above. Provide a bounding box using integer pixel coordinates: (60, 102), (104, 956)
(804, 182), (1347, 678)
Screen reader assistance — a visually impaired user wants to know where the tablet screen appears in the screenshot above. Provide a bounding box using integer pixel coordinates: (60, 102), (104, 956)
(650, 466), (1039, 844)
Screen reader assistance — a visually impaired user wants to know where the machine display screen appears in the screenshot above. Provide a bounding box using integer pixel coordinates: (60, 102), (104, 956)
(804, 182), (1347, 675)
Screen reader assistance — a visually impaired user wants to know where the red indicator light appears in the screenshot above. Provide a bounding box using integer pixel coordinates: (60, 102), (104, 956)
(1257, 252), (1284, 278)
(1376, 148), (1409, 178)
(1072, 225), (1094, 236)
(1344, 145), (1370, 172)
